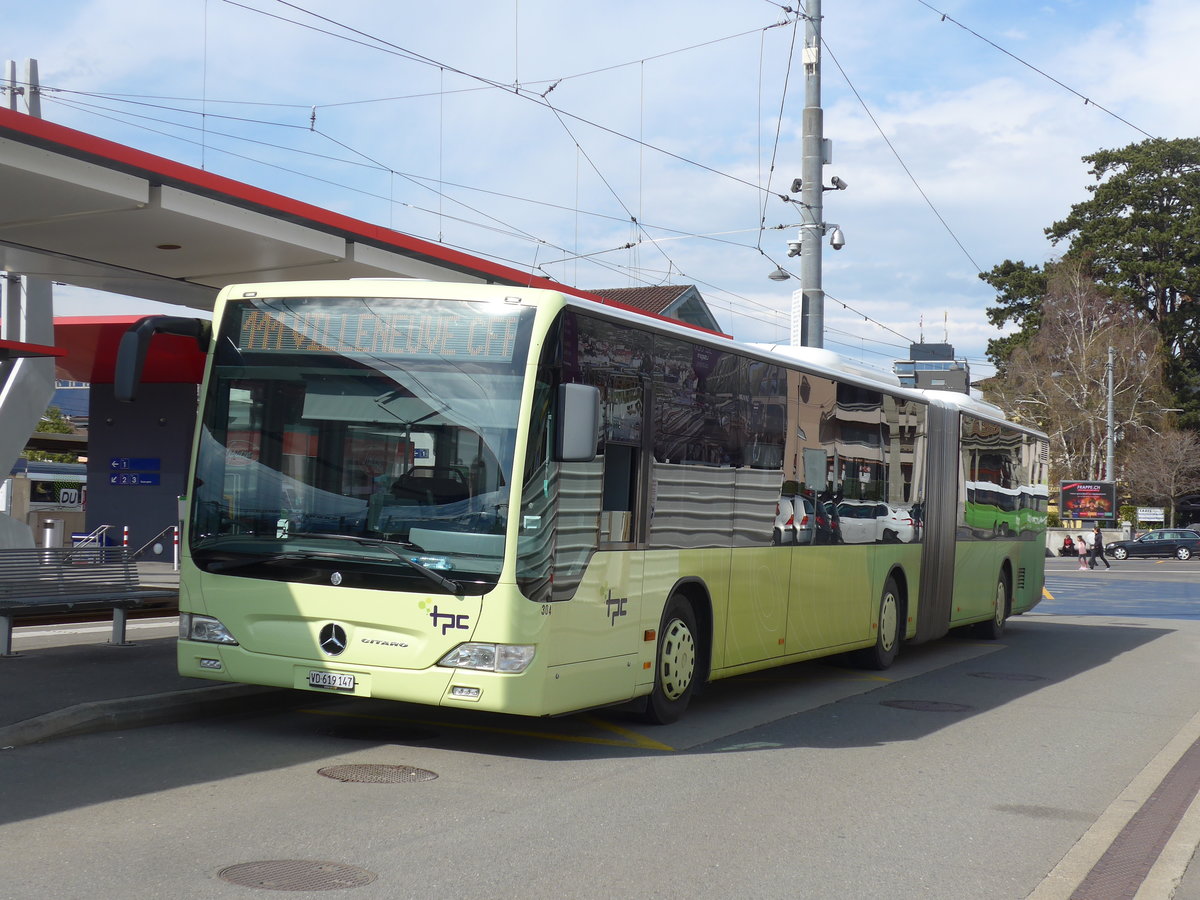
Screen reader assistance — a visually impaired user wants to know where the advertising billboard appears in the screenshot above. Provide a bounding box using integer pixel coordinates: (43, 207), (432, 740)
(1060, 481), (1116, 521)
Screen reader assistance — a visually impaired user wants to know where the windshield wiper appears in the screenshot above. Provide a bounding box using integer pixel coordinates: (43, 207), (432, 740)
(197, 532), (463, 593)
(283, 533), (463, 594)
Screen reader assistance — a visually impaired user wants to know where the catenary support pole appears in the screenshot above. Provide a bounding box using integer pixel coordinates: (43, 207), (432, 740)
(1106, 345), (1115, 485)
(799, 0), (824, 348)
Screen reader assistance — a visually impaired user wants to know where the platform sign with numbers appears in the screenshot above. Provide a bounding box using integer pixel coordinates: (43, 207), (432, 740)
(109, 458), (161, 486)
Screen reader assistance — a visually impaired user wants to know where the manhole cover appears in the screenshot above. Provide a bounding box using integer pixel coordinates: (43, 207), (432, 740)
(218, 860), (377, 891)
(317, 764), (438, 783)
(969, 672), (1046, 682)
(881, 700), (973, 712)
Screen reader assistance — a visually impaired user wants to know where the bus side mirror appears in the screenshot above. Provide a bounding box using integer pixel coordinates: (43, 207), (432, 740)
(114, 316), (211, 402)
(554, 383), (601, 462)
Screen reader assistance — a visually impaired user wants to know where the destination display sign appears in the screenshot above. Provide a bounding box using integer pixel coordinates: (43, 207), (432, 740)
(234, 300), (524, 362)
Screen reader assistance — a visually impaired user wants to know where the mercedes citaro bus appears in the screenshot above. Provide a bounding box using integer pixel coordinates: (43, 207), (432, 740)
(116, 280), (1047, 723)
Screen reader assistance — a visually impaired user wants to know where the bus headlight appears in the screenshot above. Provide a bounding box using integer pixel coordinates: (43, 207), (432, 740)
(438, 643), (535, 673)
(179, 613), (239, 645)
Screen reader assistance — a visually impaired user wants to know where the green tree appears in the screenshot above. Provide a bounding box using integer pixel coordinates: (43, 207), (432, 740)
(978, 259), (1047, 377)
(980, 137), (1200, 426)
(22, 405), (80, 464)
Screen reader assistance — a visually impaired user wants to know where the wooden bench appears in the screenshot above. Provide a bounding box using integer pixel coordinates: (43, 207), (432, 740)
(0, 547), (178, 657)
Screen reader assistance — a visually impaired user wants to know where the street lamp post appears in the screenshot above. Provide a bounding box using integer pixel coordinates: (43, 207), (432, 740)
(1105, 345), (1114, 484)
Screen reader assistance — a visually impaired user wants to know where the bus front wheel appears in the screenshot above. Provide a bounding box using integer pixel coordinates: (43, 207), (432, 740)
(855, 577), (901, 670)
(975, 571), (1009, 640)
(640, 594), (698, 725)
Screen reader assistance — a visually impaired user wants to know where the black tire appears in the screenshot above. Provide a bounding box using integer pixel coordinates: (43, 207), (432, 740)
(639, 594), (699, 725)
(1177, 547), (1192, 561)
(855, 577), (901, 670)
(1111, 547), (1128, 560)
(975, 570), (1009, 640)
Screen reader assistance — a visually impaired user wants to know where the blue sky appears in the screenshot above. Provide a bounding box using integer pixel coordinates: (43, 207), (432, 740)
(4, 0), (1197, 378)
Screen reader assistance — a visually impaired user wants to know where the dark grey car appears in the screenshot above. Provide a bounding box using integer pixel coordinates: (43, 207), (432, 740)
(1105, 529), (1200, 561)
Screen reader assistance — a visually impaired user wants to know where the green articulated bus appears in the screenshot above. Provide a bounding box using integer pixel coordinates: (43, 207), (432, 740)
(116, 280), (1048, 724)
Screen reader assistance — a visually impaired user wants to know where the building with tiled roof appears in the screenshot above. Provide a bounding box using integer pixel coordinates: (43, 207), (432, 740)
(587, 285), (721, 333)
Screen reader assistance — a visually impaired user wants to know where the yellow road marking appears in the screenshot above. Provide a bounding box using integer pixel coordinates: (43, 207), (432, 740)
(579, 715), (675, 752)
(298, 707), (676, 752)
(1043, 587), (1055, 600)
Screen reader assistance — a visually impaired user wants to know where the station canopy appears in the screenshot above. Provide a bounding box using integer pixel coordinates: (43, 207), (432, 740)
(0, 106), (619, 382)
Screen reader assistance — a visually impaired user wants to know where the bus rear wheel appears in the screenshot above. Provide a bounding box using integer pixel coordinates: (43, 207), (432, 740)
(855, 577), (901, 670)
(975, 571), (1009, 640)
(640, 594), (698, 725)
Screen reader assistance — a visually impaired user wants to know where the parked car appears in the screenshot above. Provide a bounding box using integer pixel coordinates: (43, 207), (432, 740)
(836, 500), (916, 544)
(1105, 529), (1200, 561)
(772, 493), (844, 545)
(835, 500), (878, 544)
(772, 494), (816, 545)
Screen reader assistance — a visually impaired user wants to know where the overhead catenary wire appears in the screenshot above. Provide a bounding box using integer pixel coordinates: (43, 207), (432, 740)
(42, 92), (765, 265)
(46, 99), (908, 360)
(43, 89), (775, 257)
(820, 38), (984, 276)
(48, 88), (826, 319)
(38, 6), (834, 334)
(48, 83), (935, 349)
(35, 6), (802, 299)
(914, 0), (1156, 140)
(219, 0), (789, 197)
(755, 13), (801, 253)
(36, 4), (811, 304)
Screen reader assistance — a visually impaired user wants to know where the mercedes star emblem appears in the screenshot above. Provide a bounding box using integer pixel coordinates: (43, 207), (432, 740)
(319, 623), (348, 656)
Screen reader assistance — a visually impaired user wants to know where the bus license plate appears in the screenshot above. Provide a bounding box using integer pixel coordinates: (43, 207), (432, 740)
(308, 670), (355, 691)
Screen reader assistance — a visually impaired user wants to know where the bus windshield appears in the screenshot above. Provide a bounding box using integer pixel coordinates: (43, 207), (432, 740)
(189, 295), (535, 594)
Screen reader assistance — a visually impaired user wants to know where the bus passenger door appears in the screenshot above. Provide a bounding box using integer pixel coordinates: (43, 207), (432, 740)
(550, 373), (647, 669)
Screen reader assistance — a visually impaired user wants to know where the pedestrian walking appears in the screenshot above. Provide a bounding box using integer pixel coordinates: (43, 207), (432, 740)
(1089, 524), (1111, 570)
(1076, 535), (1088, 570)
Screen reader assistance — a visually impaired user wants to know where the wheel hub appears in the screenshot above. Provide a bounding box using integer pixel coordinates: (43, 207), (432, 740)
(659, 618), (696, 701)
(879, 592), (898, 652)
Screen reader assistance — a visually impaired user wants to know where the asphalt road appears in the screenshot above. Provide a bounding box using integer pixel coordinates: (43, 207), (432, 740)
(3, 562), (1200, 900)
(1041, 555), (1200, 618)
